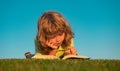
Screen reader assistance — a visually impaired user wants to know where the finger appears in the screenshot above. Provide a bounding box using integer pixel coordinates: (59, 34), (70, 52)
(46, 40), (53, 46)
(48, 42), (58, 49)
(70, 48), (77, 55)
(65, 50), (71, 55)
(66, 47), (72, 50)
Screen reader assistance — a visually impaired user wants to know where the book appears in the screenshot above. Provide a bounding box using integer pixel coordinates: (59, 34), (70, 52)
(62, 55), (89, 60)
(32, 53), (89, 60)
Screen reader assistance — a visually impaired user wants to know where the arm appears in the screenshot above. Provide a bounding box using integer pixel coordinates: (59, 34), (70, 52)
(65, 47), (77, 55)
(65, 39), (77, 55)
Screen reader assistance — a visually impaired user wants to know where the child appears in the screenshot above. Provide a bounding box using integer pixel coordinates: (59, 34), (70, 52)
(25, 11), (77, 59)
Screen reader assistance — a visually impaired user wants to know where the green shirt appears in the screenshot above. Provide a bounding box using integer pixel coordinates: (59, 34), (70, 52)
(34, 39), (74, 58)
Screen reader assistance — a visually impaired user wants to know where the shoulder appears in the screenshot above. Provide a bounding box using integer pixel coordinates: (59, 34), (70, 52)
(70, 38), (74, 47)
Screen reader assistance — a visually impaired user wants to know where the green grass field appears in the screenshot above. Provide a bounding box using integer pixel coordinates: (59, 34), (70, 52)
(0, 59), (120, 71)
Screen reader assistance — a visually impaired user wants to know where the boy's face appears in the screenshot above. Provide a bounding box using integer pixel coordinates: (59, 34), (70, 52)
(46, 32), (65, 49)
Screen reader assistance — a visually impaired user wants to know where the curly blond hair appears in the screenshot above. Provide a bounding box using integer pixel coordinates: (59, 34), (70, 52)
(36, 11), (74, 54)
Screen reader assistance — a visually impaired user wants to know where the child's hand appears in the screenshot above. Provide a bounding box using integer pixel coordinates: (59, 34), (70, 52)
(46, 40), (58, 49)
(65, 47), (77, 55)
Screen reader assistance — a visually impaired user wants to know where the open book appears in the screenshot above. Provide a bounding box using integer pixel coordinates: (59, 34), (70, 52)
(32, 54), (89, 60)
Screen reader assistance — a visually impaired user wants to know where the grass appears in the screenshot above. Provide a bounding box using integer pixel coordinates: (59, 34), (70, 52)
(0, 59), (120, 71)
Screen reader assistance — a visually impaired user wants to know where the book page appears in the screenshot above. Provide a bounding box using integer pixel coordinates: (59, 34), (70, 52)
(62, 55), (89, 60)
(32, 54), (60, 59)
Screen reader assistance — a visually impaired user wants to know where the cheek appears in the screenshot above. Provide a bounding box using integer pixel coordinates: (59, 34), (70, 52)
(59, 35), (65, 42)
(61, 34), (65, 40)
(61, 36), (65, 40)
(49, 38), (56, 43)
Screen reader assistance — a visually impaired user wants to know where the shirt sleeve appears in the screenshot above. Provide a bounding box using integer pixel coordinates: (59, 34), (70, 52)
(70, 39), (74, 47)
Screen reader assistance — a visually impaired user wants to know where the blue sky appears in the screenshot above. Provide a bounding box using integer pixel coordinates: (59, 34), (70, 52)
(0, 0), (120, 59)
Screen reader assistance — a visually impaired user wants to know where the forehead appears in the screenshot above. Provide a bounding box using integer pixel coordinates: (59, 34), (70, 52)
(47, 30), (64, 36)
(45, 31), (64, 38)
